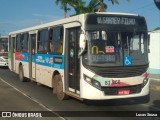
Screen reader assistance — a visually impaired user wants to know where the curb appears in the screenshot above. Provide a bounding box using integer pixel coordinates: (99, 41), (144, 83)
(149, 78), (160, 82)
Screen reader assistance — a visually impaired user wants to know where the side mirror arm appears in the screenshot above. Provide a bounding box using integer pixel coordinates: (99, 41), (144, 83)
(79, 39), (86, 56)
(79, 33), (86, 56)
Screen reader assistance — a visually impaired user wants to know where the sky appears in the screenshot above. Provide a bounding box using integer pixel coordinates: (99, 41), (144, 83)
(0, 0), (160, 36)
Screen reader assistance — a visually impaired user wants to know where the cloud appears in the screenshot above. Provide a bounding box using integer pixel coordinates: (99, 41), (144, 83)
(0, 14), (63, 34)
(32, 13), (62, 20)
(16, 19), (42, 26)
(0, 21), (12, 24)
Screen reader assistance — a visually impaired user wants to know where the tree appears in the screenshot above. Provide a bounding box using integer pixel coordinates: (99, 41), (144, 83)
(154, 0), (160, 10)
(70, 0), (107, 15)
(110, 0), (130, 4)
(154, 27), (160, 31)
(94, 0), (107, 12)
(110, 0), (119, 4)
(55, 0), (130, 17)
(69, 0), (86, 15)
(55, 0), (71, 18)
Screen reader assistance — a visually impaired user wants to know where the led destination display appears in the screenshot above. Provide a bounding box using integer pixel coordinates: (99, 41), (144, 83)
(85, 14), (146, 28)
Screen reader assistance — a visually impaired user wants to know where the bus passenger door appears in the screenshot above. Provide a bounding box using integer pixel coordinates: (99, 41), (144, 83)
(29, 32), (37, 80)
(65, 27), (80, 94)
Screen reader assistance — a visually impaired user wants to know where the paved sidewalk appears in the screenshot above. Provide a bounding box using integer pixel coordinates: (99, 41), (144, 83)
(149, 74), (160, 81)
(0, 79), (64, 120)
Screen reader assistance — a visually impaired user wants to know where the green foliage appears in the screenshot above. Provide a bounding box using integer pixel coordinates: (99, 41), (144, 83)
(110, 0), (119, 4)
(154, 27), (160, 31)
(55, 0), (71, 17)
(55, 0), (130, 17)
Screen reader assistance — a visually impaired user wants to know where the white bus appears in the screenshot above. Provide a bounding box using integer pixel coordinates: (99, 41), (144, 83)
(8, 12), (150, 101)
(0, 36), (8, 66)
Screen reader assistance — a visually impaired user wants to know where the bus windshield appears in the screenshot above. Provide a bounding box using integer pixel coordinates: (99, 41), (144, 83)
(83, 30), (148, 66)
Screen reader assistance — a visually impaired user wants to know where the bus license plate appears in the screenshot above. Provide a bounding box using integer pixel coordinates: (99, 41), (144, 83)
(118, 90), (130, 95)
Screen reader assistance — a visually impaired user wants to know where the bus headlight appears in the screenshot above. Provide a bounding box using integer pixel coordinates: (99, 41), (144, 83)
(83, 74), (92, 83)
(142, 77), (149, 87)
(91, 80), (101, 89)
(84, 74), (101, 90)
(142, 72), (149, 87)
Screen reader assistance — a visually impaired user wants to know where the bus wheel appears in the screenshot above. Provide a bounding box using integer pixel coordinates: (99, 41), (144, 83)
(52, 75), (57, 94)
(19, 65), (26, 82)
(54, 74), (68, 100)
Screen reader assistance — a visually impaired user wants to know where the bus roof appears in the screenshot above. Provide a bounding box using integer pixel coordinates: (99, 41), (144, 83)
(94, 12), (138, 16)
(9, 12), (140, 35)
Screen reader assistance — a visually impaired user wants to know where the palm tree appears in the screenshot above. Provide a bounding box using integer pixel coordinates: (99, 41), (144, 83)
(94, 0), (107, 12)
(69, 0), (86, 15)
(55, 0), (71, 18)
(55, 0), (130, 17)
(110, 0), (130, 4)
(110, 0), (119, 4)
(70, 0), (107, 14)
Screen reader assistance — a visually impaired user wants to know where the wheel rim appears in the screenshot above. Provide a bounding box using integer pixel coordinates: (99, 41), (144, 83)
(56, 78), (64, 100)
(19, 66), (23, 81)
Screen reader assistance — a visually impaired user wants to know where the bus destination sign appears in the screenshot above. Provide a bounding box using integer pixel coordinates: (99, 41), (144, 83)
(97, 17), (136, 25)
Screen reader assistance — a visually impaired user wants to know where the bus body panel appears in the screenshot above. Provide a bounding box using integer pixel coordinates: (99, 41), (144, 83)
(80, 64), (149, 100)
(81, 78), (149, 100)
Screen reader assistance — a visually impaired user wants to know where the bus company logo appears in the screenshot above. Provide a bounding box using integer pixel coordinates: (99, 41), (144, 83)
(49, 58), (53, 64)
(45, 57), (50, 63)
(2, 112), (11, 117)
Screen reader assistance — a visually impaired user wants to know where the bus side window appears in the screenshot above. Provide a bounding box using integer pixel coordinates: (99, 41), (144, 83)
(9, 36), (11, 51)
(21, 33), (28, 52)
(52, 26), (63, 54)
(21, 34), (24, 52)
(12, 37), (16, 53)
(59, 27), (63, 54)
(16, 34), (21, 52)
(38, 29), (49, 53)
(49, 29), (53, 53)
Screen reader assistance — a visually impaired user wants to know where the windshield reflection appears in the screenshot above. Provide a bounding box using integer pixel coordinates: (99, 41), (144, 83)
(83, 31), (148, 66)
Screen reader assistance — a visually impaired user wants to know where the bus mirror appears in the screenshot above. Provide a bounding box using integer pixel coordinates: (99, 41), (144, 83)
(79, 33), (86, 56)
(79, 33), (85, 49)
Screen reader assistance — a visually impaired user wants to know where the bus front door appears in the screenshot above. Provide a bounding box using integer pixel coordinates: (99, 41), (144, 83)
(29, 32), (36, 80)
(65, 27), (80, 94)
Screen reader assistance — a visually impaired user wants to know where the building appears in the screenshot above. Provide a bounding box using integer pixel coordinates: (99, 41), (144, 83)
(148, 29), (160, 75)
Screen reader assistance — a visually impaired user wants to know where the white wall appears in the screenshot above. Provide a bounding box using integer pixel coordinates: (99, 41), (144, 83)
(148, 30), (160, 74)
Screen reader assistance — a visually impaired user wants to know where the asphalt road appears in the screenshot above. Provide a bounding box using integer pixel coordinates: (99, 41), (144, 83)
(0, 67), (160, 120)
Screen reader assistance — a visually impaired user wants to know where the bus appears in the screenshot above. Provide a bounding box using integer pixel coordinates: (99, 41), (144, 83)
(0, 36), (8, 66)
(8, 12), (150, 101)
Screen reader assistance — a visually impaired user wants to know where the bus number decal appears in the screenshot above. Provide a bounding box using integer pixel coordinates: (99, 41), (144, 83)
(105, 80), (111, 86)
(105, 80), (120, 86)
